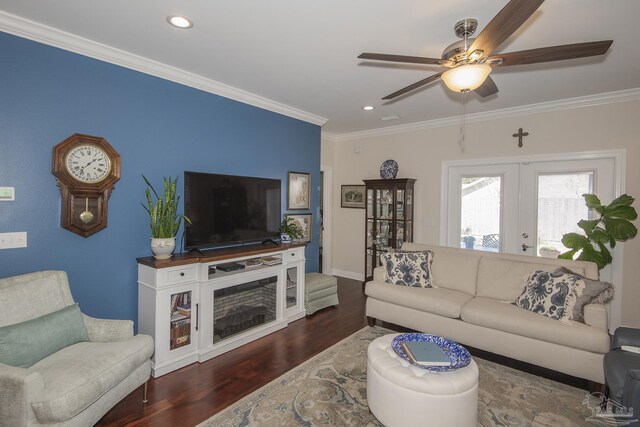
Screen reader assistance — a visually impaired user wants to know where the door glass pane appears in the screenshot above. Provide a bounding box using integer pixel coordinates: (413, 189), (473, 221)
(396, 189), (405, 220)
(460, 176), (501, 252)
(170, 291), (192, 350)
(377, 189), (392, 219)
(286, 267), (297, 308)
(536, 172), (593, 257)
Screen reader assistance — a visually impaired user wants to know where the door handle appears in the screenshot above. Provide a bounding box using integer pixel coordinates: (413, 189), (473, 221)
(522, 243), (533, 251)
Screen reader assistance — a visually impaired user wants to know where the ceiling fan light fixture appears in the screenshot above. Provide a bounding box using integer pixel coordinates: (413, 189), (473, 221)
(167, 15), (194, 29)
(441, 63), (492, 92)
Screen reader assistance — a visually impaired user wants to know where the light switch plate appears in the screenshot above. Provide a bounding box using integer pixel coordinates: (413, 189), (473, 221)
(0, 187), (15, 201)
(0, 232), (27, 249)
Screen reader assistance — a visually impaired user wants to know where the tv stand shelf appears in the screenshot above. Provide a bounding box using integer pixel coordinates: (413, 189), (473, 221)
(137, 243), (306, 377)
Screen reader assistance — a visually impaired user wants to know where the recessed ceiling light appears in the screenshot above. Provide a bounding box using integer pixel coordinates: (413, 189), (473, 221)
(167, 15), (194, 29)
(362, 106), (374, 111)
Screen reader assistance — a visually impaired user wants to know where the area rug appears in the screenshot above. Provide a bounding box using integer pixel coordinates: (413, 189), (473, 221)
(198, 326), (592, 426)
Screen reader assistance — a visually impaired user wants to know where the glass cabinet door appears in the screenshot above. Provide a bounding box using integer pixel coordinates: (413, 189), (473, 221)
(286, 266), (298, 309)
(170, 290), (192, 351)
(363, 179), (416, 282)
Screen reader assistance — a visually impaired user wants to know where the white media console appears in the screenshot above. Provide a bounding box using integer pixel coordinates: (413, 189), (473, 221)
(137, 243), (306, 377)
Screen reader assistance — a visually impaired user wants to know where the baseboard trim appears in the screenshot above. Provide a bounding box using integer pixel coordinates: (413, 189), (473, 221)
(331, 268), (363, 282)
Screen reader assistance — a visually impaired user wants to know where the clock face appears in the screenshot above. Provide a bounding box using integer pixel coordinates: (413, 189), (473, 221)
(65, 145), (112, 183)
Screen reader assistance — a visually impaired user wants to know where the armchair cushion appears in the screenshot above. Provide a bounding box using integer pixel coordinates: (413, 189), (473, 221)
(83, 315), (133, 342)
(0, 304), (88, 368)
(29, 334), (154, 424)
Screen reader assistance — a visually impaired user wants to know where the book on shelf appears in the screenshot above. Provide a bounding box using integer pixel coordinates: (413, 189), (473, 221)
(260, 256), (281, 266)
(400, 341), (451, 367)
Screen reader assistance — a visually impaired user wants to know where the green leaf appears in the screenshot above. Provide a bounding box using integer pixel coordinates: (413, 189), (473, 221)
(577, 219), (599, 235)
(583, 193), (604, 214)
(590, 228), (610, 244)
(608, 194), (635, 207)
(558, 249), (577, 260)
(602, 218), (638, 241)
(604, 205), (638, 221)
(576, 244), (607, 270)
(561, 233), (589, 249)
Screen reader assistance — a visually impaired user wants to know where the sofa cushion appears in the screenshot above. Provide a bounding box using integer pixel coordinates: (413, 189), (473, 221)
(29, 334), (154, 424)
(476, 256), (595, 302)
(366, 281), (474, 319)
(514, 270), (581, 321)
(461, 297), (610, 353)
(554, 267), (614, 322)
(401, 243), (480, 295)
(0, 304), (89, 368)
(381, 250), (434, 288)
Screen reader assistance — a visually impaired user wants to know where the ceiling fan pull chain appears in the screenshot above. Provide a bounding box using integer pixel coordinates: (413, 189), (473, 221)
(459, 91), (467, 153)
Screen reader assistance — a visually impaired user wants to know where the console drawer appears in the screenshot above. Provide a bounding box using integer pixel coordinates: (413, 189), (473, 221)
(285, 247), (305, 262)
(164, 265), (198, 285)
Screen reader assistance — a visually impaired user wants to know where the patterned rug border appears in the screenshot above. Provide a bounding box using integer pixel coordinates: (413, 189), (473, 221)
(198, 326), (391, 426)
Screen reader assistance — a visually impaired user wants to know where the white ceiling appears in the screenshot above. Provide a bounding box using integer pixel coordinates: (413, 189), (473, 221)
(1, 0), (639, 136)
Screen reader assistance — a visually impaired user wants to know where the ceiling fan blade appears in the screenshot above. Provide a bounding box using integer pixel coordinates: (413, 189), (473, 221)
(382, 72), (443, 100)
(474, 76), (499, 97)
(358, 53), (452, 66)
(488, 40), (613, 67)
(467, 0), (544, 59)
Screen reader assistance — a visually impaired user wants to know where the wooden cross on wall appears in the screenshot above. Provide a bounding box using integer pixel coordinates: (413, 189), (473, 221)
(512, 128), (529, 148)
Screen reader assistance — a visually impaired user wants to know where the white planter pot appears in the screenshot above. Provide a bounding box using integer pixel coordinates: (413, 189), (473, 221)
(280, 233), (292, 243)
(150, 237), (176, 259)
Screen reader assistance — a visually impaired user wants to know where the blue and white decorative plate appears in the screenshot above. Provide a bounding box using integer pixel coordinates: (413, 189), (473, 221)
(379, 159), (399, 179)
(391, 333), (471, 372)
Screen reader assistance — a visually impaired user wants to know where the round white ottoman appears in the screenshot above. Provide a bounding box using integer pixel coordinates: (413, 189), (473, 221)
(367, 334), (479, 427)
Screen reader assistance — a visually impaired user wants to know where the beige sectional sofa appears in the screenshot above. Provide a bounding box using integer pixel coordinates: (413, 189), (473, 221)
(365, 243), (611, 383)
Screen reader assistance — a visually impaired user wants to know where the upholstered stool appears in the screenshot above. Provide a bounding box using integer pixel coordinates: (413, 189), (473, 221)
(305, 273), (339, 315)
(367, 334), (479, 427)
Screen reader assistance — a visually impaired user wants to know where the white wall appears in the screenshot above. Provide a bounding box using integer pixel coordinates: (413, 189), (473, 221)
(322, 100), (640, 327)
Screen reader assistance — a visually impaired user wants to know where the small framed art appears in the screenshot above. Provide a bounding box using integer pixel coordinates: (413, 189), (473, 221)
(341, 185), (366, 209)
(285, 213), (312, 243)
(288, 172), (310, 210)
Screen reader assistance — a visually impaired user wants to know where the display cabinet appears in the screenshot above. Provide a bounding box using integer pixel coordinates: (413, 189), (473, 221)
(363, 178), (416, 282)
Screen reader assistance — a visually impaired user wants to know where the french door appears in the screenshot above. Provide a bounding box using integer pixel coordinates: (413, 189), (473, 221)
(445, 157), (615, 258)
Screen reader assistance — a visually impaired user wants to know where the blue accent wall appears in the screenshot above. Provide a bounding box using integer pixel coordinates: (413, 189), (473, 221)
(0, 32), (321, 323)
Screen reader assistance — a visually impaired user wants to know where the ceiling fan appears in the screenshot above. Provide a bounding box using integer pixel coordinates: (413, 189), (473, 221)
(358, 0), (613, 100)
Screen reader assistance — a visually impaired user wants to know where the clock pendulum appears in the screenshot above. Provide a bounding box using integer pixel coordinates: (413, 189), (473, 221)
(79, 198), (94, 224)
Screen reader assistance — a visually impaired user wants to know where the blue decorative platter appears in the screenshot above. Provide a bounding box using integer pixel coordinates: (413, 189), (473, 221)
(379, 159), (399, 179)
(391, 333), (471, 372)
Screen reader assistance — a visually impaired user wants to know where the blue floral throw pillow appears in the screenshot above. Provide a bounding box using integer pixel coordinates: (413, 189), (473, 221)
(513, 270), (583, 320)
(380, 250), (434, 288)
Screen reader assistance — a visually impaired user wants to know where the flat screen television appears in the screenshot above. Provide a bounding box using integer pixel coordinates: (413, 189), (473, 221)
(184, 171), (281, 250)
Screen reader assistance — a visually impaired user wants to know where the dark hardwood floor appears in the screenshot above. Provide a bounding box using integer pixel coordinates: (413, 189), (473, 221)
(97, 277), (368, 427)
(98, 276), (598, 426)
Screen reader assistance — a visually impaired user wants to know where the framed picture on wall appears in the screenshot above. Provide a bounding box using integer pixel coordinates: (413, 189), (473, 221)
(285, 213), (312, 243)
(341, 185), (366, 209)
(288, 171), (310, 210)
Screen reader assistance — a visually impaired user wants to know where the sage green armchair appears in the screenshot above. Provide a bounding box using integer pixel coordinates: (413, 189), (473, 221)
(0, 271), (154, 426)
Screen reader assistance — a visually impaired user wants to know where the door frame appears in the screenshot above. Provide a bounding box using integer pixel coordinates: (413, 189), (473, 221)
(320, 165), (333, 275)
(440, 149), (626, 331)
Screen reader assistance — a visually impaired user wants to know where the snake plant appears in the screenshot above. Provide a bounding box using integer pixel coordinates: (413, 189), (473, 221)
(142, 175), (191, 238)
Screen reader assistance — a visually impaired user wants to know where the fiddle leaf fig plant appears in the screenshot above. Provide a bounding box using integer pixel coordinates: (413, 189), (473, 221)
(559, 193), (637, 270)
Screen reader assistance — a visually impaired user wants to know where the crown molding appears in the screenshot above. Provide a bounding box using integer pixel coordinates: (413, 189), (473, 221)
(331, 87), (640, 142)
(0, 11), (327, 127)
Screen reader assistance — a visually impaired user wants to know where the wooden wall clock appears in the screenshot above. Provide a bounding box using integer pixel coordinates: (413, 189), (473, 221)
(52, 133), (121, 237)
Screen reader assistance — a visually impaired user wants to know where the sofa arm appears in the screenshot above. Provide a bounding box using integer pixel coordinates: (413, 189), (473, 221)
(373, 266), (385, 283)
(612, 327), (640, 350)
(583, 304), (608, 331)
(83, 314), (133, 342)
(0, 363), (44, 426)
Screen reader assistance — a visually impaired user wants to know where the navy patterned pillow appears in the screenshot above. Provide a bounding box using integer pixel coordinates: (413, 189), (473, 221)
(380, 250), (434, 288)
(513, 270), (582, 321)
